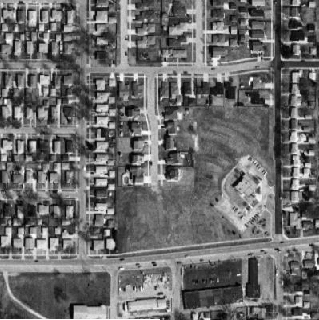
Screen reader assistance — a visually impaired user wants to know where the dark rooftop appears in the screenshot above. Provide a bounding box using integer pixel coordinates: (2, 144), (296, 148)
(246, 257), (260, 298)
(183, 260), (242, 291)
(182, 286), (242, 309)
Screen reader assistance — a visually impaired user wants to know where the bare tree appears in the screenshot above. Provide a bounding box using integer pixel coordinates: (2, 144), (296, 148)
(78, 222), (91, 242)
(9, 119), (22, 129)
(20, 186), (38, 205)
(35, 126), (53, 135)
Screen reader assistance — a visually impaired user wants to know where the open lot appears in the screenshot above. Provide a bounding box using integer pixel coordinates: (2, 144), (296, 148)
(9, 273), (110, 319)
(0, 277), (35, 319)
(117, 185), (240, 253)
(215, 155), (274, 234)
(195, 106), (274, 188)
(259, 256), (275, 301)
(117, 104), (274, 252)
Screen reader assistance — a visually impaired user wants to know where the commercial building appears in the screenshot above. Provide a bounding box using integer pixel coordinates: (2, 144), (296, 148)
(246, 257), (260, 298)
(71, 305), (109, 319)
(182, 260), (243, 309)
(123, 298), (168, 313)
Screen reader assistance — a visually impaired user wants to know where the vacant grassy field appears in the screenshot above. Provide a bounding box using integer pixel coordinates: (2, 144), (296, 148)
(117, 186), (240, 253)
(9, 273), (110, 319)
(117, 105), (274, 252)
(195, 106), (274, 186)
(259, 257), (275, 301)
(0, 277), (35, 319)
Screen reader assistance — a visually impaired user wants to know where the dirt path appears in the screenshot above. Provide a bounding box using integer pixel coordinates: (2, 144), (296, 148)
(3, 272), (47, 319)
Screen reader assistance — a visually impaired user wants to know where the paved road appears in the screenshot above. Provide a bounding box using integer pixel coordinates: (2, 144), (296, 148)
(171, 261), (183, 312)
(1, 0), (67, 3)
(0, 1), (300, 317)
(273, 252), (284, 320)
(0, 4), (289, 320)
(195, 0), (204, 66)
(0, 62), (272, 76)
(119, 0), (129, 67)
(0, 236), (318, 273)
(283, 61), (319, 68)
(273, 0), (283, 236)
(0, 127), (77, 135)
(77, 119), (87, 258)
(109, 269), (119, 318)
(86, 61), (271, 76)
(146, 74), (159, 190)
(0, 61), (271, 80)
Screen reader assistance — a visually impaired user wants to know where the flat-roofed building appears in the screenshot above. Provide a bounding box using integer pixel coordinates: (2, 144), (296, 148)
(124, 298), (168, 313)
(71, 305), (109, 319)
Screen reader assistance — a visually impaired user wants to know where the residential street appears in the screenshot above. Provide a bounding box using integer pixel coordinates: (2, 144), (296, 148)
(146, 74), (159, 190)
(274, 0), (283, 235)
(109, 268), (119, 318)
(0, 61), (271, 75)
(0, 128), (77, 135)
(2, 0), (318, 318)
(195, 0), (204, 66)
(77, 0), (89, 259)
(0, 236), (317, 317)
(119, 0), (128, 67)
(77, 119), (87, 258)
(86, 60), (271, 76)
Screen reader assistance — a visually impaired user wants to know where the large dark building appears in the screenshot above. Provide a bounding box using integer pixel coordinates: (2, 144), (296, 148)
(183, 286), (242, 309)
(182, 260), (243, 309)
(246, 257), (260, 298)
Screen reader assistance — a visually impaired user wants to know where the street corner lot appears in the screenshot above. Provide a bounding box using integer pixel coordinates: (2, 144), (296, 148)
(193, 104), (275, 190)
(116, 185), (242, 253)
(241, 255), (275, 302)
(116, 97), (275, 253)
(181, 259), (243, 309)
(8, 272), (111, 319)
(194, 104), (275, 231)
(214, 154), (274, 235)
(118, 267), (172, 300)
(258, 256), (276, 301)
